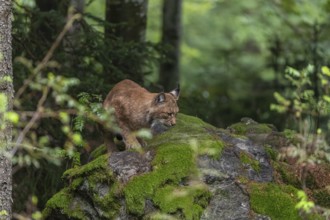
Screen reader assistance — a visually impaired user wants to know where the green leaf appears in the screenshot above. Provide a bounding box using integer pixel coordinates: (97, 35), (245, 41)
(72, 133), (83, 145)
(59, 112), (70, 124)
(31, 195), (38, 205)
(4, 111), (19, 124)
(0, 210), (8, 216)
(321, 66), (330, 76)
(73, 115), (85, 132)
(62, 126), (70, 134)
(274, 92), (291, 106)
(32, 211), (42, 220)
(286, 67), (301, 77)
(323, 95), (330, 103)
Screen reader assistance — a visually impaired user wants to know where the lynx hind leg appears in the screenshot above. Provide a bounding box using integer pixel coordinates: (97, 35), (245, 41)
(104, 132), (119, 153)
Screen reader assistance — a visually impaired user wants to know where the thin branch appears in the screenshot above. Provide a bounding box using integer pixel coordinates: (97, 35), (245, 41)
(15, 13), (82, 99)
(11, 87), (49, 157)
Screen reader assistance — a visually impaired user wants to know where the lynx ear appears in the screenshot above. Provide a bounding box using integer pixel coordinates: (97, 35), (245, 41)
(155, 92), (166, 104)
(170, 84), (180, 100)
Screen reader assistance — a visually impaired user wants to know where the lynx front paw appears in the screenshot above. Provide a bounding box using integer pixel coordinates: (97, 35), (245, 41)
(124, 140), (143, 152)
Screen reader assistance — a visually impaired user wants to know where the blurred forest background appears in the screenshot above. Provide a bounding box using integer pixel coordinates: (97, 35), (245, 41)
(10, 0), (330, 217)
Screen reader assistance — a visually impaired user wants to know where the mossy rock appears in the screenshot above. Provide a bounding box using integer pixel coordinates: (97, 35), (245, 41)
(228, 120), (274, 136)
(149, 114), (225, 159)
(123, 114), (224, 218)
(43, 114), (224, 219)
(239, 151), (261, 173)
(43, 154), (120, 219)
(43, 114), (328, 220)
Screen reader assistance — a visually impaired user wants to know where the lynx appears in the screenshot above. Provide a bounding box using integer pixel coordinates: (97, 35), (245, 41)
(103, 79), (180, 151)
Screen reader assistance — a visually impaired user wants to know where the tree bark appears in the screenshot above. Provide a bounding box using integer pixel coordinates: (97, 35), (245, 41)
(105, 0), (148, 42)
(0, 0), (13, 219)
(64, 0), (85, 57)
(104, 0), (148, 84)
(31, 0), (68, 53)
(159, 0), (182, 90)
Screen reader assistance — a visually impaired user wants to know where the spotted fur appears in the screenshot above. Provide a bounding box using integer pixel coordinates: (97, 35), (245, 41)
(103, 79), (180, 150)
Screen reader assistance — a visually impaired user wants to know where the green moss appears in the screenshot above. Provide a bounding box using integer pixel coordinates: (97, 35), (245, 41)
(228, 122), (273, 136)
(71, 177), (84, 190)
(45, 114), (222, 219)
(44, 153), (119, 219)
(89, 144), (107, 160)
(123, 114), (223, 217)
(93, 181), (121, 218)
(249, 182), (300, 220)
(150, 114), (225, 159)
(124, 143), (196, 215)
(153, 184), (211, 219)
(42, 188), (85, 219)
(265, 145), (278, 161)
(239, 151), (261, 173)
(63, 154), (109, 179)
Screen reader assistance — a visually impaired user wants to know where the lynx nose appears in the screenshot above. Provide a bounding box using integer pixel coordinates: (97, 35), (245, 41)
(171, 119), (176, 126)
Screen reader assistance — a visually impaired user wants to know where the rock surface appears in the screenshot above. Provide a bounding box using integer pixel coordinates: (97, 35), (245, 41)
(43, 114), (328, 220)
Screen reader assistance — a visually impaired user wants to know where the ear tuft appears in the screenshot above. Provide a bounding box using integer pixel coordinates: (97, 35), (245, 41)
(155, 93), (166, 104)
(170, 84), (180, 100)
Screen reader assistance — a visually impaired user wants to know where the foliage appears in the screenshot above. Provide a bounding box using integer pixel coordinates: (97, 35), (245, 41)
(271, 65), (330, 166)
(147, 0), (330, 128)
(271, 65), (330, 218)
(296, 190), (315, 213)
(9, 0), (330, 218)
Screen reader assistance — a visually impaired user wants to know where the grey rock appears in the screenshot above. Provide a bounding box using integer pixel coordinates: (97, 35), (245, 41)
(109, 151), (153, 183)
(199, 130), (273, 220)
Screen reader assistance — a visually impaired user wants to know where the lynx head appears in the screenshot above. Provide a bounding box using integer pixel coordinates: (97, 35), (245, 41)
(148, 85), (180, 134)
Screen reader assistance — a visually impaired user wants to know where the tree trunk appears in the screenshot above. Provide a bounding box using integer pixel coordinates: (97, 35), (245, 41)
(105, 0), (148, 42)
(104, 0), (148, 84)
(159, 0), (182, 90)
(31, 0), (68, 57)
(0, 0), (13, 219)
(64, 0), (84, 57)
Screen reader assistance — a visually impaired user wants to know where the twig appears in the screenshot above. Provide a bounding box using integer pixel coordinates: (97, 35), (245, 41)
(15, 13), (82, 99)
(11, 87), (49, 157)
